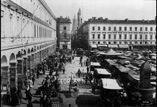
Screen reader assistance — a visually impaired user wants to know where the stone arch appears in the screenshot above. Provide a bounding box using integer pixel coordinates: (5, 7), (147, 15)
(9, 53), (16, 63)
(1, 55), (8, 66)
(31, 48), (34, 52)
(28, 48), (31, 54)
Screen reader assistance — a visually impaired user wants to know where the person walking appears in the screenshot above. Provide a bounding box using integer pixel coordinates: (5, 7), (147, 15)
(62, 62), (65, 74)
(32, 74), (35, 85)
(77, 69), (81, 78)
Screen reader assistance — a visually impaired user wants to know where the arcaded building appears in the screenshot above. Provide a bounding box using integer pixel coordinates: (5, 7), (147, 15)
(1, 0), (56, 94)
(77, 17), (156, 50)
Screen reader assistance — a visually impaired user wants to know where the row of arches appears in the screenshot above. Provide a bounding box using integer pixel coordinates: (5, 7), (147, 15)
(1, 44), (56, 92)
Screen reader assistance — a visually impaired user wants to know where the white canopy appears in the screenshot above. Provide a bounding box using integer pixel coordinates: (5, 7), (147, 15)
(101, 78), (123, 90)
(95, 68), (111, 75)
(90, 62), (101, 66)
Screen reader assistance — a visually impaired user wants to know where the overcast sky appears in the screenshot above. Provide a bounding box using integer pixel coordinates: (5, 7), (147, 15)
(45, 0), (156, 22)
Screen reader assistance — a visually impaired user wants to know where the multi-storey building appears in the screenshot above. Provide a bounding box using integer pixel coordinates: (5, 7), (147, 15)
(77, 17), (156, 51)
(1, 0), (56, 95)
(57, 16), (71, 50)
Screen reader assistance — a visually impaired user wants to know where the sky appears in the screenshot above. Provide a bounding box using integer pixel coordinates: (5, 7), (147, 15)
(45, 0), (156, 22)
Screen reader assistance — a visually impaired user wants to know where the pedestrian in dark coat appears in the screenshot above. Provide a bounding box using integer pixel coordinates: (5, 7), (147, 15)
(17, 87), (22, 104)
(77, 69), (81, 78)
(32, 74), (35, 85)
(27, 100), (33, 107)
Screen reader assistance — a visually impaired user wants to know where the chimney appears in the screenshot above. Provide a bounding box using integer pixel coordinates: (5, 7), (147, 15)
(125, 18), (128, 21)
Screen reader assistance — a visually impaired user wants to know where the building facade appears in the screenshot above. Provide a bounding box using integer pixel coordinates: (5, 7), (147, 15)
(1, 0), (56, 94)
(57, 17), (71, 50)
(77, 17), (156, 51)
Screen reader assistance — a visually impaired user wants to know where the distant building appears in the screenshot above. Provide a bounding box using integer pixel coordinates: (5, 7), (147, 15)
(77, 17), (156, 51)
(71, 8), (82, 49)
(1, 0), (56, 96)
(57, 16), (71, 49)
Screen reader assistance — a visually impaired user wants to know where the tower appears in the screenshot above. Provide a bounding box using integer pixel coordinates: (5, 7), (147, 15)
(77, 8), (82, 28)
(72, 14), (77, 32)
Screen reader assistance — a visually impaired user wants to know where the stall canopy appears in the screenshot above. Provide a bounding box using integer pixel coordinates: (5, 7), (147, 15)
(90, 62), (101, 66)
(95, 68), (111, 76)
(118, 45), (129, 48)
(101, 78), (123, 90)
(108, 45), (118, 48)
(91, 45), (97, 48)
(104, 48), (123, 56)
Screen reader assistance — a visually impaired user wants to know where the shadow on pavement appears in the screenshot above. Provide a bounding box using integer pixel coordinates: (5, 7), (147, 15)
(75, 94), (101, 106)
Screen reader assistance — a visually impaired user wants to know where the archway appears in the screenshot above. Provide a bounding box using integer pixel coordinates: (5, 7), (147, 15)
(30, 48), (34, 69)
(1, 55), (9, 93)
(9, 53), (17, 88)
(16, 51), (23, 89)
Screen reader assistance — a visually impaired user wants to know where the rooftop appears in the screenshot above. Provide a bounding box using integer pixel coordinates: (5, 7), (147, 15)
(57, 16), (71, 23)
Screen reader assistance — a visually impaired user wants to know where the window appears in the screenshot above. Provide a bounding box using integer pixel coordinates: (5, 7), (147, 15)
(98, 34), (100, 39)
(109, 27), (111, 31)
(119, 41), (121, 44)
(108, 41), (111, 44)
(135, 27), (137, 31)
(63, 26), (66, 30)
(114, 34), (116, 39)
(92, 27), (95, 30)
(130, 27), (132, 31)
(114, 27), (116, 31)
(145, 27), (147, 31)
(135, 35), (137, 39)
(150, 35), (152, 39)
(114, 41), (117, 44)
(119, 34), (122, 39)
(103, 41), (106, 44)
(124, 41), (128, 44)
(103, 27), (106, 31)
(124, 27), (127, 31)
(140, 35), (142, 39)
(93, 41), (95, 44)
(98, 27), (100, 31)
(1, 10), (4, 17)
(145, 41), (147, 44)
(150, 27), (153, 31)
(119, 27), (122, 31)
(145, 35), (147, 39)
(135, 41), (138, 44)
(92, 34), (95, 39)
(140, 42), (142, 44)
(130, 34), (132, 39)
(98, 41), (100, 44)
(124, 34), (127, 39)
(140, 27), (142, 31)
(108, 34), (111, 39)
(64, 33), (67, 38)
(103, 34), (106, 39)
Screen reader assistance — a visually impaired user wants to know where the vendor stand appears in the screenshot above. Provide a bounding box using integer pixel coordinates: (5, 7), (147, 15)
(100, 78), (124, 106)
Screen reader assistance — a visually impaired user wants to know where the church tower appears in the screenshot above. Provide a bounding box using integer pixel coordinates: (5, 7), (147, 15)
(77, 8), (82, 28)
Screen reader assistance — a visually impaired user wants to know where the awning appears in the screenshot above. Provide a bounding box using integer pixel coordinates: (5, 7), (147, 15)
(118, 45), (129, 48)
(97, 44), (108, 47)
(108, 45), (118, 48)
(101, 78), (123, 90)
(95, 68), (111, 75)
(90, 62), (101, 66)
(91, 45), (97, 48)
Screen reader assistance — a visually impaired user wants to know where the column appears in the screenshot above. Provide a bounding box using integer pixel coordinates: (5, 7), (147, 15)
(10, 62), (17, 88)
(17, 59), (23, 89)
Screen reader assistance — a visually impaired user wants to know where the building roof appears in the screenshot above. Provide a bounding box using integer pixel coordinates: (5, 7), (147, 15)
(57, 16), (71, 23)
(87, 17), (156, 25)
